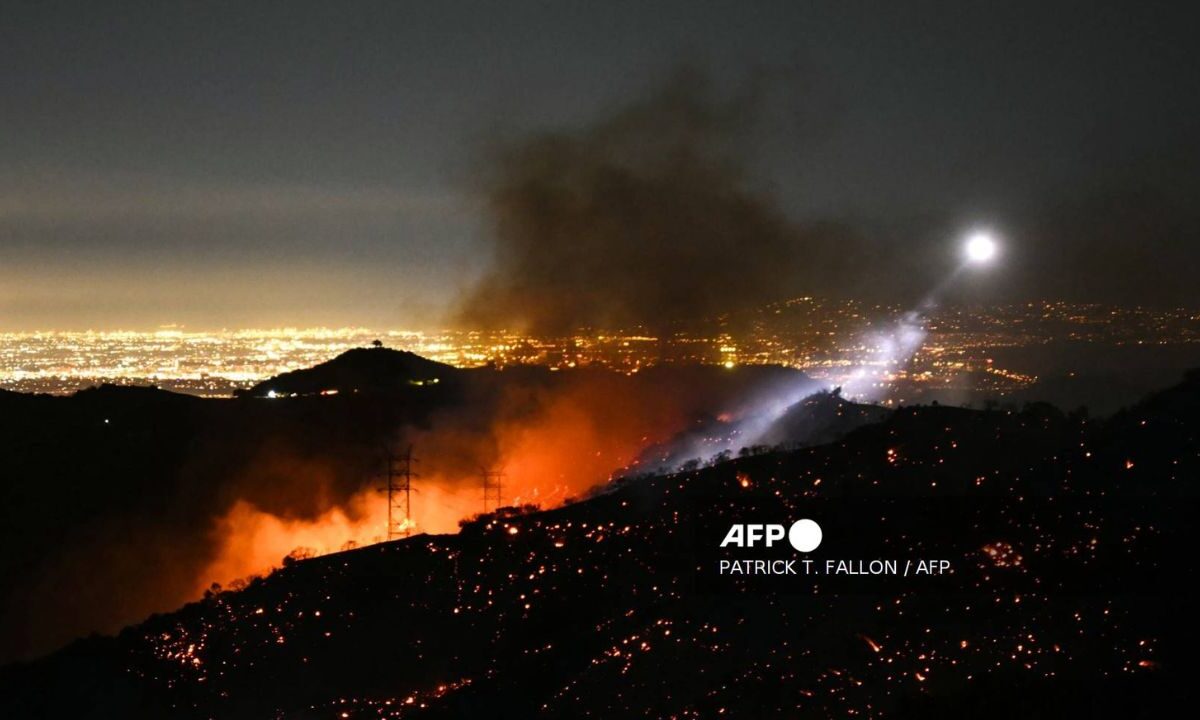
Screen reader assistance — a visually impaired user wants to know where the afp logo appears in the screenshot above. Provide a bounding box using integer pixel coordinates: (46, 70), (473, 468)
(720, 519), (822, 552)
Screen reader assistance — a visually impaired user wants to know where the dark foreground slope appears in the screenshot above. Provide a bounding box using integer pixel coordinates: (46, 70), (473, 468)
(4, 375), (1199, 718)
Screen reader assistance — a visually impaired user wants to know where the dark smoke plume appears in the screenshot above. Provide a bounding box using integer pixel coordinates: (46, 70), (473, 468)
(458, 69), (847, 333)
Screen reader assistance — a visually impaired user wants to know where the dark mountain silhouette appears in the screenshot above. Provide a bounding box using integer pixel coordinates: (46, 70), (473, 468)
(241, 346), (458, 397)
(1120, 367), (1200, 420)
(2, 370), (1197, 717)
(759, 387), (891, 448)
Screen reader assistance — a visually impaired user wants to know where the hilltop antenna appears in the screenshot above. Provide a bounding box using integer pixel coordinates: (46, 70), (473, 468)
(379, 445), (418, 540)
(481, 467), (506, 513)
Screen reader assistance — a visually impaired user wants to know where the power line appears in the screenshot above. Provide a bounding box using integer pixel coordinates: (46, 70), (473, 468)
(379, 444), (418, 540)
(481, 467), (505, 513)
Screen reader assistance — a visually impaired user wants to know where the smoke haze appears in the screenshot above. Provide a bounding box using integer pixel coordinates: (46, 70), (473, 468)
(457, 69), (861, 333)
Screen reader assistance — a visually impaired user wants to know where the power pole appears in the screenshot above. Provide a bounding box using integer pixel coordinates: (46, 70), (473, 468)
(379, 445), (418, 540)
(481, 467), (505, 513)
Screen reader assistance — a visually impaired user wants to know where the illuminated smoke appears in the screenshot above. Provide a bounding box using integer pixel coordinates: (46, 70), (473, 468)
(201, 493), (387, 592)
(839, 309), (928, 400)
(838, 261), (986, 401)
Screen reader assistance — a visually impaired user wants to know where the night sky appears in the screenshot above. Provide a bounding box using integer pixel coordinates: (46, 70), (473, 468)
(2, 0), (1196, 330)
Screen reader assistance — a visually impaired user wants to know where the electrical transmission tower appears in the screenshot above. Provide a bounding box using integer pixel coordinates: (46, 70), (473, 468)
(481, 467), (505, 513)
(379, 445), (418, 540)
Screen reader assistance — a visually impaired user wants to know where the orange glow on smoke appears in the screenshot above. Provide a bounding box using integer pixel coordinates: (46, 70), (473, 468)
(200, 370), (741, 595)
(200, 483), (485, 592)
(199, 492), (384, 592)
(493, 390), (648, 506)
